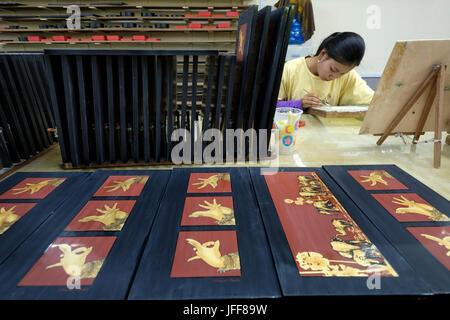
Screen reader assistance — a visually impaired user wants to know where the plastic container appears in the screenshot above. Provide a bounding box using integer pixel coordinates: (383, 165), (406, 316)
(273, 107), (303, 155)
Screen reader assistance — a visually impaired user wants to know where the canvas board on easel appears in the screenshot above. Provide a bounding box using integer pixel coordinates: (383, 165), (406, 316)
(360, 39), (450, 167)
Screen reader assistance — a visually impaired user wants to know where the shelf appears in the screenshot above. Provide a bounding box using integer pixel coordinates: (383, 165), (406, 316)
(0, 27), (237, 32)
(0, 1), (245, 51)
(3, 39), (236, 44)
(0, 4), (248, 10)
(0, 16), (238, 21)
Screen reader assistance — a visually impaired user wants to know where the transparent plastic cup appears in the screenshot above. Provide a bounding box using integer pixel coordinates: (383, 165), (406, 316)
(273, 107), (303, 155)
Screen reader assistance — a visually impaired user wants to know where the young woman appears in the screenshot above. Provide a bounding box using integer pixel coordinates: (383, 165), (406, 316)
(277, 32), (374, 109)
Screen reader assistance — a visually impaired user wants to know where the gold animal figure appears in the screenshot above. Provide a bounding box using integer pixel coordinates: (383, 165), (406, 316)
(296, 251), (376, 277)
(421, 233), (450, 256)
(186, 238), (240, 273)
(238, 29), (244, 57)
(46, 244), (103, 279)
(312, 199), (341, 215)
(78, 202), (129, 231)
(12, 179), (64, 195)
(188, 199), (235, 225)
(296, 251), (397, 277)
(103, 176), (147, 192)
(392, 196), (449, 221)
(332, 219), (354, 238)
(192, 174), (230, 189)
(0, 206), (19, 235)
(360, 171), (393, 186)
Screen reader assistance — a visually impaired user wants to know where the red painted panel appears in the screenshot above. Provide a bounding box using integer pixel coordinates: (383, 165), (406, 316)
(18, 236), (116, 286)
(180, 196), (234, 226)
(64, 200), (136, 231)
(371, 193), (449, 222)
(93, 175), (149, 197)
(186, 173), (231, 194)
(264, 172), (397, 277)
(0, 203), (38, 235)
(170, 230), (241, 278)
(407, 226), (450, 271)
(0, 178), (66, 199)
(347, 170), (408, 190)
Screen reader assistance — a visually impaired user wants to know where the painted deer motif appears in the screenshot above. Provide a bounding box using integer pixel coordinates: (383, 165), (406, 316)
(186, 238), (240, 273)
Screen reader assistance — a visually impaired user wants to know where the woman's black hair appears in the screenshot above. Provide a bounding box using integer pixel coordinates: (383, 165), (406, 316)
(315, 32), (366, 66)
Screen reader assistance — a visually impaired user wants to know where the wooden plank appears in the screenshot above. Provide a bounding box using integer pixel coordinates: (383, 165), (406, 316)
(28, 54), (54, 145)
(118, 55), (127, 163)
(61, 55), (80, 168)
(11, 56), (44, 151)
(246, 6), (271, 130)
(307, 106), (369, 118)
(376, 67), (438, 145)
(131, 55), (139, 162)
(44, 55), (68, 162)
(190, 55), (198, 162)
(0, 170), (170, 299)
(166, 56), (175, 160)
(155, 56), (162, 162)
(141, 55), (150, 163)
(361, 40), (450, 135)
(251, 167), (433, 295)
(106, 55), (116, 164)
(76, 55), (90, 165)
(128, 167), (280, 300)
(0, 59), (28, 159)
(434, 65), (446, 168)
(180, 55), (189, 130)
(323, 165), (450, 293)
(91, 55), (105, 164)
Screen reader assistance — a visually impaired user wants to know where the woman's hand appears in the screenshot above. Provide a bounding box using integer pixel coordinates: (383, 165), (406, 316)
(302, 93), (323, 108)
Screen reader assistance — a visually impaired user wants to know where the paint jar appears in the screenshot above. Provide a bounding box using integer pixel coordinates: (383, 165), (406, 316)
(273, 107), (303, 155)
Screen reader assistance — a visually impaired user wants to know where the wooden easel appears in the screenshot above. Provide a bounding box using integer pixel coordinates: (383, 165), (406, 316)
(376, 64), (447, 168)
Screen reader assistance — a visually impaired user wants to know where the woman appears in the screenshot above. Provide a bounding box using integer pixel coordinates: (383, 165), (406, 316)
(277, 32), (374, 109)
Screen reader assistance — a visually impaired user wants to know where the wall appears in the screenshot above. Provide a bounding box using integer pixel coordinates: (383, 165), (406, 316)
(263, 0), (450, 75)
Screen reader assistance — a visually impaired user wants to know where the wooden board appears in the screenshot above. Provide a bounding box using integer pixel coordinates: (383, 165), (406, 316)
(323, 165), (450, 293)
(128, 167), (280, 300)
(308, 106), (368, 118)
(360, 40), (450, 134)
(249, 167), (431, 296)
(0, 170), (170, 299)
(0, 172), (89, 265)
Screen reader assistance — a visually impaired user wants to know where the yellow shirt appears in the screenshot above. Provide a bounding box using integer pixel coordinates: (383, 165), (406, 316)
(278, 57), (374, 106)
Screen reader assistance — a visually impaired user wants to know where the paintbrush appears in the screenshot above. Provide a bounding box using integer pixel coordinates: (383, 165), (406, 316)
(303, 89), (330, 106)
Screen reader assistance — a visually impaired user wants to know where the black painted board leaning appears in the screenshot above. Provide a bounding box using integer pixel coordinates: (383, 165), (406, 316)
(128, 167), (281, 300)
(254, 7), (288, 132)
(249, 167), (432, 296)
(323, 164), (450, 293)
(246, 6), (271, 131)
(0, 172), (90, 266)
(232, 5), (258, 130)
(264, 6), (294, 132)
(0, 169), (171, 299)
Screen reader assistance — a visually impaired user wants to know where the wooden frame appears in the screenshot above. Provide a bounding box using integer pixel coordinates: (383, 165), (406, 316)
(128, 167), (280, 300)
(324, 165), (450, 293)
(360, 40), (450, 168)
(250, 167), (433, 295)
(0, 170), (170, 299)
